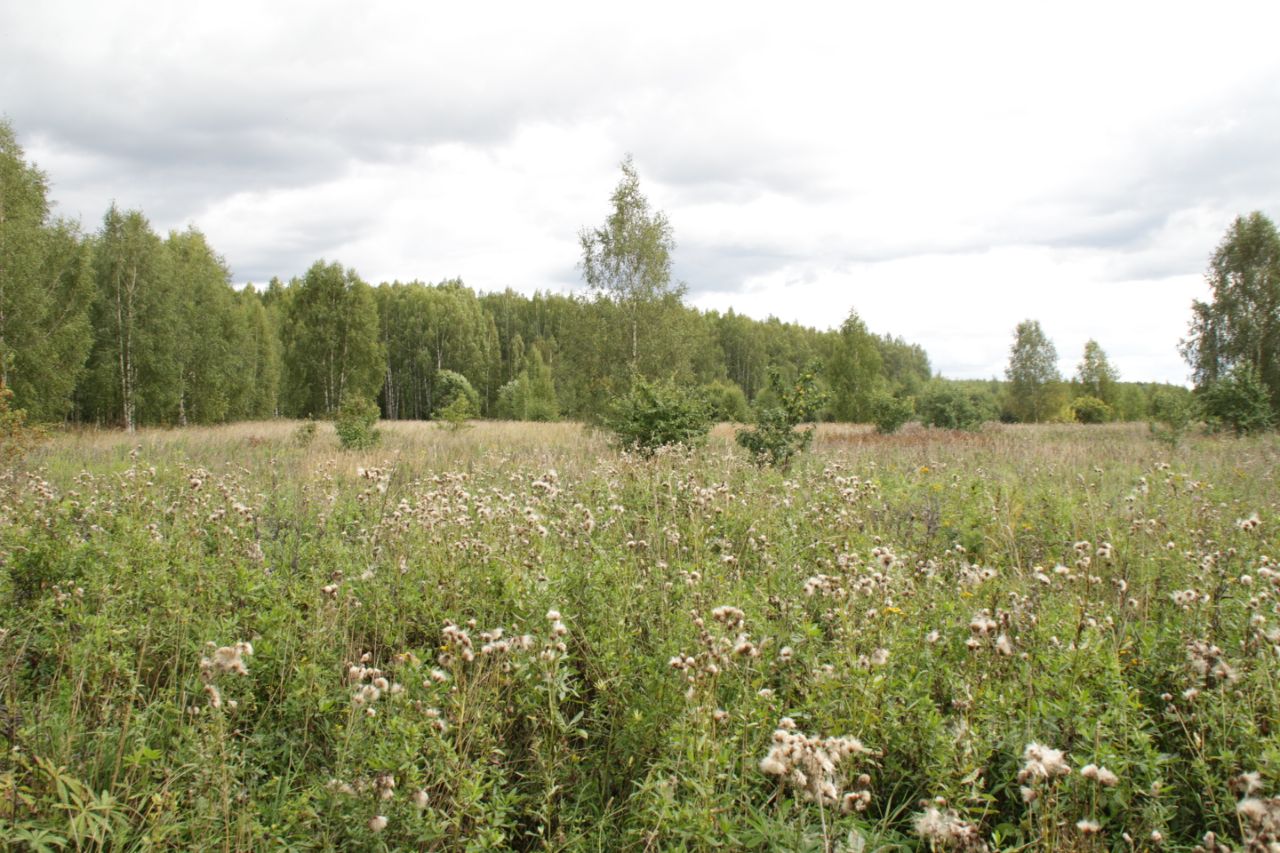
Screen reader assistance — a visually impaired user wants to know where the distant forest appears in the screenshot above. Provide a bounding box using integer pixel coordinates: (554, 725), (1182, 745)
(1, 120), (1183, 430)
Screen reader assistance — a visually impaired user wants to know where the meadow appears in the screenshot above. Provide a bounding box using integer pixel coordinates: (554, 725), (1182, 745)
(1, 420), (1278, 851)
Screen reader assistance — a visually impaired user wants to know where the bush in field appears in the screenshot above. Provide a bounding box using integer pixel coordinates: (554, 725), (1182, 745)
(736, 365), (828, 467)
(495, 350), (559, 421)
(291, 418), (318, 448)
(606, 375), (712, 456)
(870, 392), (913, 434)
(1071, 395), (1113, 424)
(0, 380), (43, 467)
(702, 379), (750, 422)
(334, 394), (381, 449)
(917, 383), (991, 431)
(431, 369), (480, 420)
(1199, 364), (1273, 436)
(436, 394), (476, 432)
(1149, 388), (1196, 447)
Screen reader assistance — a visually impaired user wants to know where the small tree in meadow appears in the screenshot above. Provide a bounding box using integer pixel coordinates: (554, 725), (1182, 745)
(606, 375), (713, 456)
(870, 392), (913, 434)
(1149, 388), (1196, 447)
(1198, 363), (1273, 435)
(917, 383), (991, 431)
(334, 394), (381, 449)
(431, 370), (480, 420)
(1071, 395), (1113, 424)
(736, 365), (829, 468)
(0, 378), (43, 467)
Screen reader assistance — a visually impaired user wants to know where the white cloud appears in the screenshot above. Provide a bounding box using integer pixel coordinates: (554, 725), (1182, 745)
(6, 0), (1279, 384)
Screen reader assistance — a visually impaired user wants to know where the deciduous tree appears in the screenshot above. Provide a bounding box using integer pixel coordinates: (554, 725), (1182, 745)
(1005, 320), (1062, 423)
(1182, 212), (1280, 419)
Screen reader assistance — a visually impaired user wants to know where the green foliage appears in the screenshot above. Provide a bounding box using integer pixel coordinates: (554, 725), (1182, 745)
(701, 379), (750, 422)
(1005, 319), (1063, 422)
(606, 374), (712, 456)
(334, 394), (381, 449)
(917, 382), (993, 430)
(0, 379), (44, 466)
(83, 205), (178, 429)
(1071, 395), (1114, 424)
(436, 394), (476, 432)
(494, 349), (558, 421)
(825, 311), (884, 422)
(579, 156), (683, 370)
(736, 365), (829, 467)
(292, 418), (318, 448)
(1149, 388), (1197, 447)
(1198, 363), (1273, 435)
(0, 120), (94, 423)
(870, 392), (913, 434)
(431, 369), (480, 419)
(5, 422), (1280, 848)
(1076, 339), (1120, 405)
(281, 260), (384, 417)
(1183, 211), (1280, 419)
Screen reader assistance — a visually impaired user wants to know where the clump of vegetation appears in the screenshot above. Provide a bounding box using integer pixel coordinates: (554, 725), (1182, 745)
(435, 395), (476, 432)
(431, 369), (480, 421)
(870, 392), (913, 434)
(701, 379), (750, 422)
(606, 374), (712, 455)
(1199, 364), (1273, 436)
(334, 394), (381, 449)
(917, 383), (992, 431)
(2, 420), (1279, 849)
(291, 418), (318, 448)
(736, 366), (828, 466)
(0, 379), (44, 466)
(1149, 387), (1197, 447)
(1071, 394), (1113, 424)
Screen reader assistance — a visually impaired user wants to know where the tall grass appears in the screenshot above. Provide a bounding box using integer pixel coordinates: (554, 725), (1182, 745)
(1, 421), (1277, 850)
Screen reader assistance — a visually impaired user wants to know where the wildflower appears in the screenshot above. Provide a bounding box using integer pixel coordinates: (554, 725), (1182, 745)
(201, 641), (253, 677)
(1018, 742), (1070, 784)
(204, 683), (222, 709)
(1076, 819), (1101, 835)
(545, 609), (561, 621)
(1238, 513), (1262, 532)
(869, 648), (889, 667)
(914, 806), (989, 851)
(412, 789), (429, 809)
(368, 815), (388, 833)
(1081, 764), (1119, 787)
(925, 630), (940, 644)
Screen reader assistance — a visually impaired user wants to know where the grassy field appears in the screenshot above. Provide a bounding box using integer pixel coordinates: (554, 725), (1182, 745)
(1, 420), (1278, 851)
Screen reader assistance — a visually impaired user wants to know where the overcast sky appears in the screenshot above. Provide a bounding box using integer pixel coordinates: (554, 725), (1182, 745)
(5, 1), (1278, 383)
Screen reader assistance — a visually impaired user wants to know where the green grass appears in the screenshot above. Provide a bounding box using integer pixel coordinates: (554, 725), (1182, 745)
(1, 421), (1278, 851)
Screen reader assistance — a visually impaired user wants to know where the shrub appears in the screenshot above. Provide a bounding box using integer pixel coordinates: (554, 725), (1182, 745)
(334, 394), (381, 450)
(1199, 364), (1273, 436)
(736, 366), (829, 467)
(432, 370), (480, 420)
(495, 355), (558, 422)
(917, 384), (991, 431)
(606, 375), (712, 456)
(436, 395), (476, 432)
(870, 392), (913, 434)
(1071, 395), (1113, 424)
(1149, 388), (1196, 447)
(702, 380), (750, 422)
(292, 419), (318, 448)
(0, 380), (43, 467)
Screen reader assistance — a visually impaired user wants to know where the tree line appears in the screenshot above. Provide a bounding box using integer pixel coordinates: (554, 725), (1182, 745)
(0, 121), (1209, 431)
